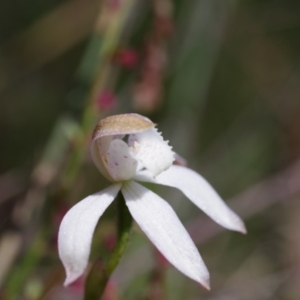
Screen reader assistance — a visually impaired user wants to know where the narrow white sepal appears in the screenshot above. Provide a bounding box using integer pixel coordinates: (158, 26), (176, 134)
(138, 165), (246, 233)
(122, 181), (210, 289)
(128, 128), (175, 177)
(58, 184), (121, 286)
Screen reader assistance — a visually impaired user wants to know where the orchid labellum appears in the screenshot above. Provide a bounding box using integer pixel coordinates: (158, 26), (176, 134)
(58, 114), (246, 289)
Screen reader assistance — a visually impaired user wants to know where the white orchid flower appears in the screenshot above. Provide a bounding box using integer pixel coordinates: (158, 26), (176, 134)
(58, 113), (246, 289)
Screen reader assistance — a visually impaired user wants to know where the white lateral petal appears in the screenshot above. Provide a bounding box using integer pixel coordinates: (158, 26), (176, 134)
(122, 181), (210, 289)
(90, 136), (114, 181)
(128, 128), (175, 177)
(106, 139), (138, 181)
(58, 184), (121, 285)
(140, 165), (246, 233)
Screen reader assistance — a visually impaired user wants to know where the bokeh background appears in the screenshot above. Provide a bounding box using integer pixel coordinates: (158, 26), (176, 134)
(1, 0), (300, 299)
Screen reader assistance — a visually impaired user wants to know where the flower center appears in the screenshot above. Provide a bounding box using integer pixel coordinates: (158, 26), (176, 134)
(95, 128), (175, 183)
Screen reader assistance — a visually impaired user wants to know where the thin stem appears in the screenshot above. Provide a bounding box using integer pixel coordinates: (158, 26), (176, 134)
(4, 0), (138, 297)
(62, 0), (138, 190)
(84, 192), (133, 300)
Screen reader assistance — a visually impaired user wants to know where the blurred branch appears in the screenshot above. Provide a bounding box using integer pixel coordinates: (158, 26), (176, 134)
(236, 3), (300, 35)
(4, 231), (47, 295)
(236, 9), (300, 155)
(0, 0), (100, 93)
(3, 0), (142, 296)
(187, 157), (300, 244)
(61, 0), (139, 189)
(205, 270), (290, 300)
(2, 118), (79, 293)
(204, 247), (292, 300)
(167, 0), (237, 116)
(0, 171), (26, 206)
(13, 117), (79, 227)
(0, 232), (21, 286)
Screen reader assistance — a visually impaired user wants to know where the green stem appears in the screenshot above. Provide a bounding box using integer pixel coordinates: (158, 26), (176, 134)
(84, 192), (133, 300)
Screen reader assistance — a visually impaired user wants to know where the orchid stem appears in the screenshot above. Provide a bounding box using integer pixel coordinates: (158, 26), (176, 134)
(84, 192), (132, 299)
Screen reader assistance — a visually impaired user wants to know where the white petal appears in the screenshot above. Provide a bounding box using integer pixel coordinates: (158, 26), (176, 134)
(90, 136), (114, 181)
(133, 169), (155, 182)
(128, 128), (175, 177)
(122, 181), (210, 289)
(106, 139), (138, 181)
(137, 165), (246, 233)
(58, 184), (121, 285)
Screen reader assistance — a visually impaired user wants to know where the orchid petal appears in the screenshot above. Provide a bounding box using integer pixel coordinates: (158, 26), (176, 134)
(122, 181), (210, 289)
(133, 169), (155, 182)
(137, 165), (246, 233)
(106, 139), (138, 181)
(128, 128), (175, 177)
(90, 114), (155, 182)
(91, 136), (114, 181)
(58, 184), (121, 285)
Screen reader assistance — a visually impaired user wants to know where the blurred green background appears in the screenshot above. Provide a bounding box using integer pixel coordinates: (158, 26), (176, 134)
(1, 0), (300, 299)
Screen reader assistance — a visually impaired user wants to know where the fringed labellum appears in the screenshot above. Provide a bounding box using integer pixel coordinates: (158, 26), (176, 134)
(90, 113), (175, 182)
